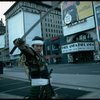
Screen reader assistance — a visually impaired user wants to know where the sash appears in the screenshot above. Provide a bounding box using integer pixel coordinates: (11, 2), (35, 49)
(31, 78), (49, 86)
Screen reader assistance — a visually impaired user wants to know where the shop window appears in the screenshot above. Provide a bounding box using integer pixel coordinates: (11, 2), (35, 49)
(52, 44), (59, 50)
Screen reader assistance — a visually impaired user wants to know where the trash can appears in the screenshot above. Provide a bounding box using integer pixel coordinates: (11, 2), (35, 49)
(0, 61), (4, 74)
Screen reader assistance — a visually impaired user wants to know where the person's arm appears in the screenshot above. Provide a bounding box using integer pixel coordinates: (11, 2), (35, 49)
(13, 38), (26, 50)
(13, 38), (34, 56)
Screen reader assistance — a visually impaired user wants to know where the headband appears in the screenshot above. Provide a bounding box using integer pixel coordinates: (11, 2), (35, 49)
(32, 40), (44, 45)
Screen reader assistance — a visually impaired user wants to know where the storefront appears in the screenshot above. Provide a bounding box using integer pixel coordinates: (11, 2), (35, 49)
(61, 41), (95, 63)
(44, 35), (66, 64)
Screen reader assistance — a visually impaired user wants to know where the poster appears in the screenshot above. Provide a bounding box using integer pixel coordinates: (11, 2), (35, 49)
(61, 1), (93, 25)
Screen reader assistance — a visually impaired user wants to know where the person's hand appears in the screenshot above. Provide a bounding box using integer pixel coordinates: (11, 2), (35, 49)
(13, 38), (25, 47)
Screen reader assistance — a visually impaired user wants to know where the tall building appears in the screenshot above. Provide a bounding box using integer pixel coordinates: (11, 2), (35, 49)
(0, 18), (5, 35)
(4, 1), (63, 64)
(0, 18), (6, 62)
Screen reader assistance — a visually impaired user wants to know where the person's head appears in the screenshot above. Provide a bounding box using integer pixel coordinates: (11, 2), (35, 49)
(32, 36), (44, 53)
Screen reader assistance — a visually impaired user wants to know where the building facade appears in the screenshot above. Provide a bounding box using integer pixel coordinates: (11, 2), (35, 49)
(0, 18), (6, 63)
(44, 35), (67, 64)
(4, 1), (63, 63)
(61, 1), (100, 63)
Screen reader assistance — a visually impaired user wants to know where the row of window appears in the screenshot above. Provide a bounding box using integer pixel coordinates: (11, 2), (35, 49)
(44, 18), (62, 24)
(46, 33), (59, 38)
(45, 28), (62, 33)
(47, 14), (61, 19)
(45, 23), (62, 29)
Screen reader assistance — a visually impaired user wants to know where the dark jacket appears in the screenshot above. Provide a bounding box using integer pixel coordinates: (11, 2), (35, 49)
(20, 47), (49, 79)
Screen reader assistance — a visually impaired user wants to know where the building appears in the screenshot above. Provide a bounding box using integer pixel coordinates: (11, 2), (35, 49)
(0, 18), (5, 35)
(61, 1), (100, 63)
(44, 35), (67, 64)
(4, 1), (63, 64)
(0, 18), (6, 63)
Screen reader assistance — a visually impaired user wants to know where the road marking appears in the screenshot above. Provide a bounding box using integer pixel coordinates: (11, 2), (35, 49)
(1, 86), (31, 93)
(54, 87), (61, 91)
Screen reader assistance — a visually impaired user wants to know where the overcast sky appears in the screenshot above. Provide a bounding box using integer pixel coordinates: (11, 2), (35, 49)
(0, 1), (15, 25)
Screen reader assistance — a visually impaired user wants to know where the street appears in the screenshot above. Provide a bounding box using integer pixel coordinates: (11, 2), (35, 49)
(0, 62), (100, 99)
(48, 63), (100, 75)
(0, 77), (91, 99)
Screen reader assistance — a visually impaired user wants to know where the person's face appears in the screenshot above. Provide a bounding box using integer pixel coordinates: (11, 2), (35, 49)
(32, 44), (43, 53)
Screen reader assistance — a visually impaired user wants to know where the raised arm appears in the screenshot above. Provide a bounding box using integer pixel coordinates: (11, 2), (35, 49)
(13, 38), (27, 50)
(13, 38), (34, 56)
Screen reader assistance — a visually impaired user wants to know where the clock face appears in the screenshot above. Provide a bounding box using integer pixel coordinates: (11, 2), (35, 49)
(64, 13), (72, 24)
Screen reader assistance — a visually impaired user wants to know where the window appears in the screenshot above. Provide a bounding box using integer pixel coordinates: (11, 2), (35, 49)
(48, 29), (50, 32)
(46, 28), (47, 32)
(52, 44), (59, 50)
(45, 23), (47, 26)
(46, 34), (48, 37)
(54, 29), (55, 33)
(56, 25), (57, 28)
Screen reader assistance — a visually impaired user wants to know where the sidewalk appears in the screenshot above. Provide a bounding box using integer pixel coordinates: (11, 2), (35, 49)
(1, 67), (100, 99)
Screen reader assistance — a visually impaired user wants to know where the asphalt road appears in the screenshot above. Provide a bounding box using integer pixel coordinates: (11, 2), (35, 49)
(1, 63), (99, 99)
(4, 62), (100, 75)
(48, 63), (100, 75)
(0, 77), (91, 99)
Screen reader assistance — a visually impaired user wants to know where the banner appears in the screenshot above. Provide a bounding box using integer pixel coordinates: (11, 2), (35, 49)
(61, 1), (93, 25)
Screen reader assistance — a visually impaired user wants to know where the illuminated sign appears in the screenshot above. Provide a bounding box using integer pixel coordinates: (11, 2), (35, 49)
(95, 5), (100, 42)
(61, 42), (95, 53)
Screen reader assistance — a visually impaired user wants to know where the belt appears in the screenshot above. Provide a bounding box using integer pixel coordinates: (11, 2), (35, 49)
(31, 78), (48, 86)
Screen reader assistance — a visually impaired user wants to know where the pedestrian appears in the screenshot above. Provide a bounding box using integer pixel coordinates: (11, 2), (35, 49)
(13, 36), (55, 99)
(0, 61), (4, 74)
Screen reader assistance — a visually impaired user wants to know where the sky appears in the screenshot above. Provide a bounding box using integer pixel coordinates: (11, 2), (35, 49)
(0, 1), (15, 25)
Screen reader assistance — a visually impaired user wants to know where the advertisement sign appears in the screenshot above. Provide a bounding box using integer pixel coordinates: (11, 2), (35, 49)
(8, 12), (41, 55)
(94, 4), (100, 42)
(93, 1), (100, 5)
(63, 16), (95, 36)
(61, 1), (93, 25)
(61, 42), (95, 54)
(61, 1), (78, 25)
(76, 2), (93, 20)
(8, 12), (24, 55)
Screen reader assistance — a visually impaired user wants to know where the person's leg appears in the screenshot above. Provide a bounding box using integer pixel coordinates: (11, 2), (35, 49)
(29, 86), (40, 99)
(44, 84), (55, 99)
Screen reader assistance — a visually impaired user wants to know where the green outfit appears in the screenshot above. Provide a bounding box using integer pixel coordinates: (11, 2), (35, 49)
(20, 47), (55, 99)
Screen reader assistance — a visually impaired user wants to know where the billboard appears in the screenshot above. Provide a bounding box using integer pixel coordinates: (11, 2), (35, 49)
(24, 12), (42, 47)
(8, 11), (41, 55)
(94, 1), (100, 42)
(63, 16), (95, 36)
(61, 42), (95, 54)
(61, 1), (93, 25)
(8, 12), (24, 55)
(61, 1), (95, 36)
